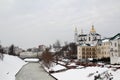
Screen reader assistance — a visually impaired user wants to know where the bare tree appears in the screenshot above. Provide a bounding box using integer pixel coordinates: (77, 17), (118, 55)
(60, 42), (77, 59)
(0, 45), (4, 54)
(8, 44), (16, 56)
(68, 43), (77, 59)
(41, 48), (54, 68)
(0, 45), (4, 60)
(53, 40), (61, 52)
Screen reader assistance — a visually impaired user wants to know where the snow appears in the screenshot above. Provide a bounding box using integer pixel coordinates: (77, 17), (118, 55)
(24, 58), (39, 62)
(50, 65), (66, 71)
(43, 63), (66, 72)
(81, 43), (88, 46)
(68, 62), (76, 66)
(102, 39), (109, 42)
(58, 61), (66, 65)
(76, 66), (84, 68)
(52, 67), (108, 80)
(115, 36), (120, 40)
(49, 48), (56, 53)
(0, 54), (26, 80)
(62, 59), (70, 62)
(88, 58), (93, 61)
(111, 69), (120, 80)
(51, 65), (120, 80)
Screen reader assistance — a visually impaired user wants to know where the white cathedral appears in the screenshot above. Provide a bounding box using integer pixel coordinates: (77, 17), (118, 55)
(74, 25), (101, 45)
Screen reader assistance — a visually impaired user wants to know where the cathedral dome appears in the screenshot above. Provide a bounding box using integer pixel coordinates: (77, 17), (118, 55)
(90, 25), (96, 33)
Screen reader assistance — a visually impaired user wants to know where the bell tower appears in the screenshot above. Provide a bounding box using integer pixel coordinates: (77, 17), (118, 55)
(74, 27), (78, 43)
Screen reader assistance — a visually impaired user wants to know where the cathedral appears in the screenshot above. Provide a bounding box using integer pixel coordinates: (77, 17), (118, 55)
(76, 25), (120, 64)
(74, 25), (101, 45)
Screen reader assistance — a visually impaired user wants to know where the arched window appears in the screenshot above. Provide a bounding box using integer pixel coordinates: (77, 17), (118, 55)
(115, 43), (117, 47)
(89, 37), (91, 41)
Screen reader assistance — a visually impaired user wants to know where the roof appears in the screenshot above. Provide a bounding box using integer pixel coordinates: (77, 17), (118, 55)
(95, 33), (101, 36)
(89, 33), (101, 36)
(49, 48), (56, 53)
(78, 34), (87, 37)
(102, 38), (110, 43)
(110, 33), (120, 40)
(78, 43), (95, 46)
(79, 40), (85, 41)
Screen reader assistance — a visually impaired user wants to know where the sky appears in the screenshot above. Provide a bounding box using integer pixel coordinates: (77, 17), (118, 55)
(0, 0), (120, 49)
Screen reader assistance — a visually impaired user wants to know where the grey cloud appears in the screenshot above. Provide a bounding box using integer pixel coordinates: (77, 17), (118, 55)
(0, 0), (120, 49)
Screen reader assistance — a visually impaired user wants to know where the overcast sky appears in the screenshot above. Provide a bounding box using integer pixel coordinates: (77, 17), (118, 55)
(0, 0), (120, 49)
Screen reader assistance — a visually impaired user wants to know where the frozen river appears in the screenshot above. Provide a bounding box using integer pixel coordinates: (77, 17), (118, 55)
(16, 63), (57, 80)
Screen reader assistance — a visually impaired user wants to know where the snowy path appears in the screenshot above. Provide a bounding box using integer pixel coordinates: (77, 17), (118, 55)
(15, 63), (57, 80)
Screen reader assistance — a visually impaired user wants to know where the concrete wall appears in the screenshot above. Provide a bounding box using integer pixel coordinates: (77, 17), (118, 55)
(111, 57), (120, 64)
(20, 52), (42, 59)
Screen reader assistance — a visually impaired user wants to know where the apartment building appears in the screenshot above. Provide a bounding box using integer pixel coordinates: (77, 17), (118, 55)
(77, 44), (97, 61)
(110, 33), (120, 64)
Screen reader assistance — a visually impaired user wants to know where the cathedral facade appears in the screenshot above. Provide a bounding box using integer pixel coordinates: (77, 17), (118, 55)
(75, 25), (101, 46)
(76, 25), (102, 60)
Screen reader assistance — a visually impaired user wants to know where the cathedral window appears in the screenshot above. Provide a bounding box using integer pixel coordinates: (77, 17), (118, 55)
(82, 48), (85, 51)
(115, 43), (117, 47)
(111, 42), (112, 46)
(94, 37), (96, 40)
(111, 53), (113, 57)
(89, 37), (91, 41)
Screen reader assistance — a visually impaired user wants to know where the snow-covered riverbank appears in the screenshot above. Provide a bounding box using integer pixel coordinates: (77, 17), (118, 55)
(0, 54), (26, 80)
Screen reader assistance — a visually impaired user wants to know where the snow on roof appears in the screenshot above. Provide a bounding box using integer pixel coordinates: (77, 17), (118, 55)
(50, 65), (66, 71)
(90, 44), (95, 46)
(68, 63), (76, 66)
(79, 43), (95, 46)
(0, 54), (26, 80)
(88, 58), (93, 61)
(58, 61), (66, 65)
(49, 48), (56, 53)
(24, 58), (39, 62)
(114, 35), (120, 40)
(110, 33), (120, 40)
(102, 39), (109, 43)
(79, 43), (89, 46)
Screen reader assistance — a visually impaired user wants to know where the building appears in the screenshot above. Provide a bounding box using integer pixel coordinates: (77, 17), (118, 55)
(110, 33), (120, 64)
(77, 44), (97, 61)
(76, 25), (119, 63)
(38, 45), (46, 52)
(75, 25), (101, 45)
(76, 25), (101, 60)
(14, 47), (23, 56)
(96, 38), (110, 59)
